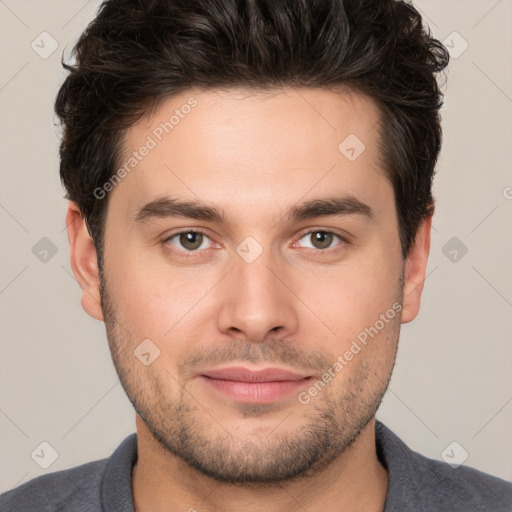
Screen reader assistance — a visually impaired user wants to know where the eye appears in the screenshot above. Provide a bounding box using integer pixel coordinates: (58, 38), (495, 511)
(296, 230), (345, 250)
(165, 230), (213, 252)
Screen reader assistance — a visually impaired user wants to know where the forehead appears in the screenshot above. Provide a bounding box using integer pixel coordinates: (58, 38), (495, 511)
(110, 86), (390, 225)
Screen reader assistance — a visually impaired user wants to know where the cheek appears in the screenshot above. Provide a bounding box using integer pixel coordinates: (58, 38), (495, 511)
(302, 252), (402, 341)
(105, 250), (220, 341)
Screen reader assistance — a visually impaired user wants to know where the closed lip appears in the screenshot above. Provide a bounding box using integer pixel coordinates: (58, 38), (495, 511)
(199, 366), (312, 382)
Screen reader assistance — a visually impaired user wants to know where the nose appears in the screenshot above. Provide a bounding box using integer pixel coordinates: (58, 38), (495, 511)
(215, 249), (300, 343)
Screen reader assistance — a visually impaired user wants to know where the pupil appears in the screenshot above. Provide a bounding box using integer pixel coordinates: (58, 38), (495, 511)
(180, 232), (202, 250)
(313, 231), (332, 249)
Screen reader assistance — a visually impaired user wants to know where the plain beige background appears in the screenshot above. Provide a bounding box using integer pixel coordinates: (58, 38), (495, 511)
(1, 0), (511, 492)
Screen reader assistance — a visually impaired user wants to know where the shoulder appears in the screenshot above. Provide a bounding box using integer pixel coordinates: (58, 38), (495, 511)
(0, 433), (137, 512)
(376, 421), (512, 511)
(0, 458), (108, 511)
(411, 446), (512, 510)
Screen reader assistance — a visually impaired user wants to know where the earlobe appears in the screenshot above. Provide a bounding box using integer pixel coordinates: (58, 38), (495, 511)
(400, 216), (432, 324)
(66, 202), (104, 321)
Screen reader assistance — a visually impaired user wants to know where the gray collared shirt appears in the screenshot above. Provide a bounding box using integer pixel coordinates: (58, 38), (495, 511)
(1, 421), (511, 511)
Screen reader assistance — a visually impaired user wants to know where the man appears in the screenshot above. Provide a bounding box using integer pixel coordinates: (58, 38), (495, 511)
(1, 0), (511, 510)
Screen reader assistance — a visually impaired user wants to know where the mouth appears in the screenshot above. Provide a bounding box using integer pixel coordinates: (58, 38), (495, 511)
(198, 366), (313, 404)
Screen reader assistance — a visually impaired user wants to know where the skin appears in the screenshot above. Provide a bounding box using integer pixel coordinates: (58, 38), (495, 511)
(67, 87), (431, 512)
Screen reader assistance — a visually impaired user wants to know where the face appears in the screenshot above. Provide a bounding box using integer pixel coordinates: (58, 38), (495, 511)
(72, 87), (428, 484)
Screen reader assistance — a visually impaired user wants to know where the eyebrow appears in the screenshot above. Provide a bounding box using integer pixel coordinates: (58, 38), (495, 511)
(133, 194), (375, 225)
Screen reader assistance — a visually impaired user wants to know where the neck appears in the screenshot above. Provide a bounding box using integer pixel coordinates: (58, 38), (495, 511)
(132, 416), (388, 512)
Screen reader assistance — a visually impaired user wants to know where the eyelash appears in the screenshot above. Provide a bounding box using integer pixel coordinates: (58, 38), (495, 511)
(163, 229), (349, 258)
(164, 229), (213, 257)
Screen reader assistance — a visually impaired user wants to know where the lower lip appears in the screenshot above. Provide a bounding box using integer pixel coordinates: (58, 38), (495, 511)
(199, 376), (312, 403)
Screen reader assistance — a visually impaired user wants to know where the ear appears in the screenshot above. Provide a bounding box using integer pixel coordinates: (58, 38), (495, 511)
(66, 202), (104, 321)
(401, 216), (432, 324)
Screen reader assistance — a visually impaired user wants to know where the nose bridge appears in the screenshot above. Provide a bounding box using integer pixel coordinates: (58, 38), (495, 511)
(215, 238), (299, 341)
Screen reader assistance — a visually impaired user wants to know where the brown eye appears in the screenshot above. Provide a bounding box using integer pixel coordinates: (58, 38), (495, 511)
(179, 232), (203, 250)
(166, 231), (212, 252)
(297, 230), (343, 250)
(310, 231), (334, 249)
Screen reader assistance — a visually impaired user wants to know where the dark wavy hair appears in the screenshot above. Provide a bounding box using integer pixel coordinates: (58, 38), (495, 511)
(55, 0), (449, 264)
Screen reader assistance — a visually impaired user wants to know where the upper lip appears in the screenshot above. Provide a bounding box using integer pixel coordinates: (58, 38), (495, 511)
(200, 366), (311, 382)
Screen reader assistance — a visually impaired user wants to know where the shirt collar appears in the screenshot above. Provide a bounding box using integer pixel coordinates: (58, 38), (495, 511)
(100, 421), (417, 511)
(101, 433), (137, 512)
